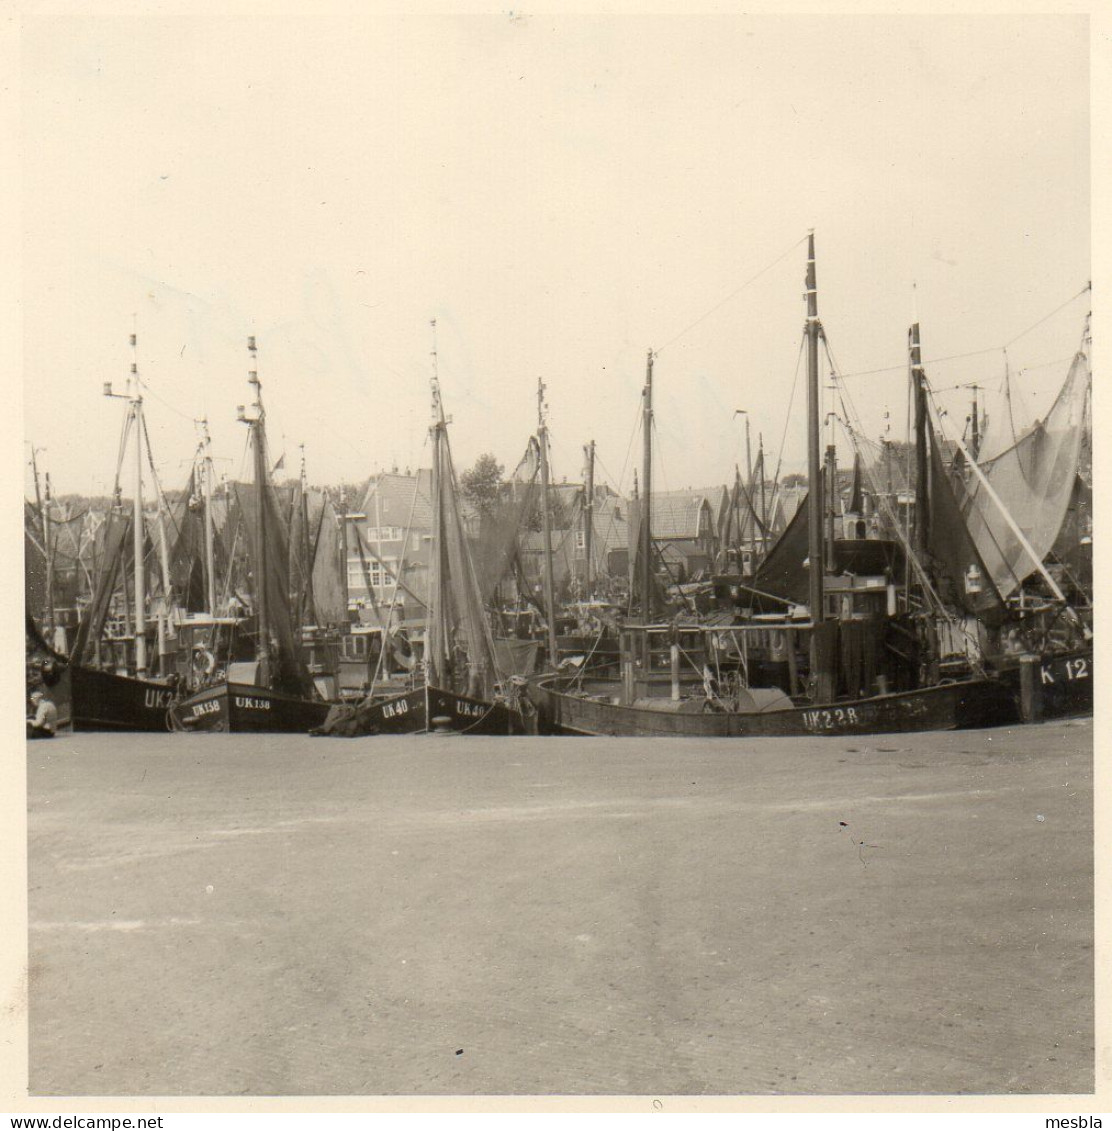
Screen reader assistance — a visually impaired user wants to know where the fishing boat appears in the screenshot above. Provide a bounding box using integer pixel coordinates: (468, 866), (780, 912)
(27, 333), (189, 732)
(313, 323), (528, 737)
(169, 338), (331, 733)
(528, 234), (1021, 737)
(939, 317), (1094, 720)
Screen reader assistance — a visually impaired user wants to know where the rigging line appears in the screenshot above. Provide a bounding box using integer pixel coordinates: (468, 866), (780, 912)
(1016, 354), (1077, 377)
(938, 354), (1078, 391)
(833, 346), (1001, 380)
(136, 376), (197, 422)
(829, 285), (1091, 380)
(926, 393), (1028, 594)
(842, 401), (977, 646)
(1003, 349), (1023, 456)
(442, 432), (503, 679)
(113, 407), (134, 500)
(139, 409), (174, 522)
(611, 390), (644, 500)
(654, 235), (808, 356)
(771, 334), (806, 489)
(1004, 283), (1091, 348)
(592, 449), (623, 494)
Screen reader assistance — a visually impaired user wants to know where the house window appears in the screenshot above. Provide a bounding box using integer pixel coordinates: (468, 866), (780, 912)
(365, 526), (403, 543)
(347, 557), (396, 593)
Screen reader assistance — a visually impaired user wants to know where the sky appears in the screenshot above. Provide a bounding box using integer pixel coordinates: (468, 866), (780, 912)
(20, 13), (1090, 502)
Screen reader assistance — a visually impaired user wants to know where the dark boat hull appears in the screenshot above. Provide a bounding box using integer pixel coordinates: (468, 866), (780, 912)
(170, 682), (331, 733)
(426, 686), (527, 735)
(312, 686), (526, 737)
(64, 665), (178, 732)
(995, 647), (1093, 721)
(528, 676), (1019, 737)
(312, 688), (427, 737)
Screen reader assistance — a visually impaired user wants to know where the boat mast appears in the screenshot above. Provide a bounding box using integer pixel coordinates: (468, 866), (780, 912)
(240, 335), (270, 685)
(428, 319), (446, 688)
(583, 439), (595, 596)
(118, 330), (149, 678)
(910, 322), (930, 568)
(199, 418), (218, 616)
(300, 443), (315, 624)
(33, 451), (57, 640)
(757, 432), (768, 557)
(824, 409), (838, 572)
(537, 378), (559, 666)
(640, 349), (654, 620)
(966, 383), (982, 460)
(804, 232), (824, 622)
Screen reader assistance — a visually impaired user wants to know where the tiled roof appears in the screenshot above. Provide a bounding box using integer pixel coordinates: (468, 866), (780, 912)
(360, 470), (434, 532)
(649, 490), (712, 540)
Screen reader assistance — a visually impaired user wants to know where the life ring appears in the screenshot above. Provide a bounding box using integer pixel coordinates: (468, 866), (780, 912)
(192, 648), (216, 678)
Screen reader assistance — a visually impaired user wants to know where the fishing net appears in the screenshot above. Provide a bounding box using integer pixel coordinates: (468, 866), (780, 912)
(165, 469), (229, 614)
(925, 426), (1005, 624)
(309, 494), (349, 626)
(233, 426), (317, 699)
(471, 437), (542, 603)
(958, 347), (1090, 599)
(69, 509), (131, 664)
(428, 425), (500, 696)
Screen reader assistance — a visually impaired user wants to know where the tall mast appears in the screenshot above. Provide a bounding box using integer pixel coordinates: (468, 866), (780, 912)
(583, 439), (595, 595)
(804, 232), (824, 622)
(29, 447), (54, 635)
(824, 412), (837, 572)
(43, 467), (56, 638)
(757, 432), (768, 557)
(241, 335), (269, 684)
(300, 443), (315, 624)
(910, 322), (930, 568)
(742, 412), (752, 500)
(536, 379), (559, 666)
(338, 489), (350, 619)
(129, 331), (148, 677)
(966, 383), (982, 460)
(428, 319), (446, 687)
(640, 349), (654, 620)
(199, 418), (218, 615)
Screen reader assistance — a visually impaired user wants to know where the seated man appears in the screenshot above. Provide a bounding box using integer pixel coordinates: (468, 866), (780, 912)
(27, 689), (58, 739)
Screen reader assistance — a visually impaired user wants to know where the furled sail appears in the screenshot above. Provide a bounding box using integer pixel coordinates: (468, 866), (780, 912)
(751, 487), (811, 606)
(69, 509), (131, 664)
(925, 426), (1004, 624)
(959, 343), (1090, 599)
(235, 420), (316, 699)
(427, 419), (500, 698)
(472, 436), (542, 603)
(166, 469), (227, 614)
(308, 493), (349, 626)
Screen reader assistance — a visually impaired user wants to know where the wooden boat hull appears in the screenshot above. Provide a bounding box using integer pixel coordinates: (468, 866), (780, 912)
(170, 682), (332, 734)
(528, 675), (1019, 737)
(426, 686), (527, 735)
(995, 647), (1093, 721)
(63, 665), (178, 732)
(311, 688), (427, 737)
(312, 686), (526, 737)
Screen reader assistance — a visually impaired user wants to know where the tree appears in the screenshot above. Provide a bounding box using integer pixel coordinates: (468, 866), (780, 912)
(460, 453), (505, 516)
